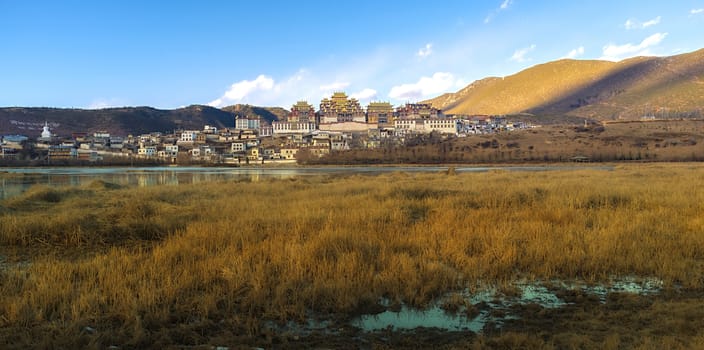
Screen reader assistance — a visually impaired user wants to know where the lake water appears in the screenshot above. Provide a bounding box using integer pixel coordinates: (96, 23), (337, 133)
(0, 165), (611, 200)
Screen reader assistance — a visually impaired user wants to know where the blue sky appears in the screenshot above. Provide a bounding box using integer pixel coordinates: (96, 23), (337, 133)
(1, 0), (703, 109)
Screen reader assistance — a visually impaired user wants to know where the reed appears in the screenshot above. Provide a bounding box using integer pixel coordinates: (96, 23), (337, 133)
(1, 164), (703, 348)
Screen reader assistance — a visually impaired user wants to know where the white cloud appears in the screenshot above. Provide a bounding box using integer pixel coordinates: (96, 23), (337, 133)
(388, 72), (465, 100)
(624, 19), (637, 30)
(86, 98), (125, 109)
(691, 8), (704, 15)
(319, 81), (350, 91)
(643, 16), (661, 28)
(563, 46), (585, 59)
(208, 75), (274, 107)
(350, 88), (378, 101)
(417, 43), (433, 58)
(510, 44), (536, 63)
(208, 70), (314, 108)
(601, 32), (668, 61)
(625, 16), (661, 30)
(485, 0), (513, 23)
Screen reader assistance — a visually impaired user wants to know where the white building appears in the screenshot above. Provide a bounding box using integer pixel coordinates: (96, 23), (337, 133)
(137, 146), (157, 157)
(394, 118), (458, 135)
(164, 144), (179, 157)
(280, 147), (298, 160)
(231, 142), (246, 153)
(272, 121), (316, 135)
(179, 130), (199, 143)
(235, 117), (260, 130)
(425, 118), (459, 134)
(259, 125), (273, 137)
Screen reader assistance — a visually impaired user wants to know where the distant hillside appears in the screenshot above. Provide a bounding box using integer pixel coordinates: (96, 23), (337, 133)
(221, 104), (288, 125)
(425, 49), (704, 121)
(0, 104), (285, 137)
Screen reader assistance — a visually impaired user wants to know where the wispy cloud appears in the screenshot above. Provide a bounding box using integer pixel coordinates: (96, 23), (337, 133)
(691, 8), (704, 15)
(510, 44), (536, 63)
(86, 98), (126, 109)
(350, 88), (378, 102)
(205, 40), (476, 108)
(601, 32), (668, 61)
(563, 46), (585, 59)
(625, 16), (661, 30)
(208, 70), (311, 108)
(484, 0), (513, 23)
(208, 75), (275, 107)
(388, 72), (465, 101)
(643, 16), (661, 27)
(417, 43), (433, 58)
(319, 81), (350, 91)
(206, 47), (400, 108)
(624, 19), (637, 30)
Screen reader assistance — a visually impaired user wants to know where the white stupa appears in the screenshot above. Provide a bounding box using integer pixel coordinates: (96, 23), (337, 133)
(37, 121), (54, 143)
(41, 122), (51, 139)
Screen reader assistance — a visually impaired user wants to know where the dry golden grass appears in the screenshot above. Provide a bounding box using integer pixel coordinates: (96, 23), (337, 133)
(1, 165), (704, 348)
(426, 48), (704, 120)
(312, 120), (704, 165)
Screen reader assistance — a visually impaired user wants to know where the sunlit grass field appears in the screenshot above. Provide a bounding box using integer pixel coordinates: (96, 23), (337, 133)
(1, 164), (704, 348)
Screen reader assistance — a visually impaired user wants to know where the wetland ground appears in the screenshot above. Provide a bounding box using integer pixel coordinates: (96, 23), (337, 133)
(1, 163), (704, 349)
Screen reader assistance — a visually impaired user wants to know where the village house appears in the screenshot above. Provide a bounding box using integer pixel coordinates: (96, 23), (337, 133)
(7, 93), (530, 165)
(280, 147), (298, 160)
(178, 130), (199, 144)
(272, 121), (316, 135)
(164, 144), (179, 158)
(137, 145), (157, 157)
(235, 116), (261, 130)
(246, 147), (260, 161)
(394, 118), (458, 135)
(260, 147), (277, 159)
(231, 141), (246, 154)
(48, 145), (77, 160)
(259, 124), (273, 137)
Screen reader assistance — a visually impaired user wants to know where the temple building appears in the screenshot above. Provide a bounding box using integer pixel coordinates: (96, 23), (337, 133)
(288, 101), (316, 123)
(395, 103), (441, 119)
(366, 101), (394, 127)
(272, 101), (316, 135)
(394, 103), (456, 135)
(319, 92), (365, 124)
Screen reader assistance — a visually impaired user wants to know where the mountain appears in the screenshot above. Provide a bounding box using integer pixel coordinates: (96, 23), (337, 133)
(221, 104), (289, 125)
(425, 49), (704, 121)
(0, 104), (285, 137)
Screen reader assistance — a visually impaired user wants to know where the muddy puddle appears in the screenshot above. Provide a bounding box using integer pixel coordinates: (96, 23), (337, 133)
(350, 277), (663, 333)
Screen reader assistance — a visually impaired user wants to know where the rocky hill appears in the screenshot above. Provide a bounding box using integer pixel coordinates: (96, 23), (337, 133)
(0, 104), (285, 137)
(425, 49), (704, 121)
(221, 104), (288, 124)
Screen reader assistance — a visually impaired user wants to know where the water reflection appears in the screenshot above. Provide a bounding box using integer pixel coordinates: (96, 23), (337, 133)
(0, 165), (612, 200)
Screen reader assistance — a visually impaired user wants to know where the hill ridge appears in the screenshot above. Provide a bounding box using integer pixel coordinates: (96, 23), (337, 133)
(425, 48), (704, 120)
(0, 104), (285, 137)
